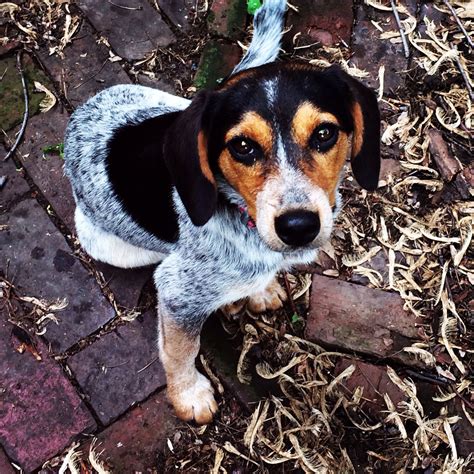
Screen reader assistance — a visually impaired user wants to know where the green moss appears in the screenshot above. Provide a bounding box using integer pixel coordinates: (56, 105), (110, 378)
(0, 55), (54, 134)
(193, 42), (224, 90)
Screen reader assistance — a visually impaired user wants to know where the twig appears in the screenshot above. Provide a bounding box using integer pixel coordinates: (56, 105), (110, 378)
(443, 0), (474, 49)
(390, 0), (410, 59)
(283, 273), (298, 318)
(106, 0), (143, 11)
(3, 52), (28, 162)
(449, 42), (474, 101)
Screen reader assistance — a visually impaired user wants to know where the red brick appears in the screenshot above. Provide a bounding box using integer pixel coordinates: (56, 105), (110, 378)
(286, 0), (353, 48)
(67, 310), (166, 425)
(38, 21), (131, 109)
(78, 0), (175, 60)
(208, 0), (247, 39)
(0, 315), (96, 472)
(82, 390), (177, 472)
(306, 275), (420, 364)
(0, 182), (115, 353)
(334, 358), (406, 418)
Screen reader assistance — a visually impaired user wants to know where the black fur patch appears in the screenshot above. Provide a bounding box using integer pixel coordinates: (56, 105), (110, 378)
(106, 112), (180, 243)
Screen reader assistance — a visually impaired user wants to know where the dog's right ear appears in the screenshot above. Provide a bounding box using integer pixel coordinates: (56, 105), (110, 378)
(164, 91), (217, 226)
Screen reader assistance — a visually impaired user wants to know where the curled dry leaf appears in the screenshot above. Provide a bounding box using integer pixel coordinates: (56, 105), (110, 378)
(34, 81), (57, 112)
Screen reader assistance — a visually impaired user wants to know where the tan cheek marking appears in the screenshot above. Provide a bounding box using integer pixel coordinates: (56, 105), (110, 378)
(291, 101), (339, 148)
(352, 102), (364, 158)
(198, 131), (215, 185)
(218, 149), (265, 219)
(301, 133), (350, 205)
(225, 112), (273, 155)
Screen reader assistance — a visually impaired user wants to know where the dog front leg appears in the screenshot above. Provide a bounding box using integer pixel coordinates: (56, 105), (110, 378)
(158, 304), (217, 424)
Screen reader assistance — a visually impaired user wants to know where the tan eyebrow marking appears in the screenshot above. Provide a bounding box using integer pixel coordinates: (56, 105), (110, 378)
(225, 111), (273, 154)
(291, 101), (339, 148)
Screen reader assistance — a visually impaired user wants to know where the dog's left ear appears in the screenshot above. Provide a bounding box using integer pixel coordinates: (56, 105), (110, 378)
(164, 91), (217, 226)
(328, 65), (381, 191)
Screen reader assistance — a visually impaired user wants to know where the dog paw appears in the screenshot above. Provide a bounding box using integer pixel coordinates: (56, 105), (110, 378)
(168, 372), (218, 425)
(222, 299), (247, 315)
(247, 279), (287, 313)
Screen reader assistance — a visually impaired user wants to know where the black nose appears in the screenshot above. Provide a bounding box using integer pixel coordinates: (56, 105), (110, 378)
(275, 210), (320, 247)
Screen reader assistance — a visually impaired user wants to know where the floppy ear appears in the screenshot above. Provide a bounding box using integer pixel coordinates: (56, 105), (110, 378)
(329, 66), (381, 191)
(164, 91), (217, 226)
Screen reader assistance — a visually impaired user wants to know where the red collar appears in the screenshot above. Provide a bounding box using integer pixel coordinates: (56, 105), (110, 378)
(237, 205), (256, 229)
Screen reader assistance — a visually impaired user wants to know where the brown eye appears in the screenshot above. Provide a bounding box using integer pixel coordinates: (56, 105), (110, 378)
(310, 123), (339, 152)
(228, 136), (262, 165)
(318, 127), (332, 141)
(233, 139), (252, 155)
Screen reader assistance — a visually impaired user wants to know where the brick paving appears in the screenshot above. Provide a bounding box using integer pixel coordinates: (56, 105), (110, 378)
(68, 310), (166, 425)
(1, 0), (471, 471)
(0, 312), (96, 472)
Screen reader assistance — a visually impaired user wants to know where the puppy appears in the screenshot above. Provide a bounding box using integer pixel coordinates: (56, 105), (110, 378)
(64, 0), (380, 424)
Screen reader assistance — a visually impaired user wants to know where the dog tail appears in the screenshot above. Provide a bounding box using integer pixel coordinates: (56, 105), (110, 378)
(232, 0), (287, 75)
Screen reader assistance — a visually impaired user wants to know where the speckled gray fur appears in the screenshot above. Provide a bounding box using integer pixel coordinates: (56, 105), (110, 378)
(64, 0), (293, 334)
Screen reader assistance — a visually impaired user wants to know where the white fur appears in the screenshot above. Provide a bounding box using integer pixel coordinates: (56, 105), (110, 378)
(75, 207), (165, 268)
(232, 0), (287, 74)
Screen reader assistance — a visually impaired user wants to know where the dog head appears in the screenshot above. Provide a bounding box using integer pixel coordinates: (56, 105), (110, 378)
(164, 62), (380, 252)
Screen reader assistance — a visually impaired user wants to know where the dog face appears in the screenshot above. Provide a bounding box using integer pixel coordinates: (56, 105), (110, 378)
(164, 63), (380, 252)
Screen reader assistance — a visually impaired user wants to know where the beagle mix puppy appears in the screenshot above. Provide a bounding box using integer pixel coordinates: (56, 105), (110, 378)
(64, 0), (380, 424)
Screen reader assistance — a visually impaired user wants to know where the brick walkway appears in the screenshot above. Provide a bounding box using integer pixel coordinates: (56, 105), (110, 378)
(0, 1), (472, 472)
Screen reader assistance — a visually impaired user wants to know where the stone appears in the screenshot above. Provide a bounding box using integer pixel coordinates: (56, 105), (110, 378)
(208, 0), (247, 39)
(427, 128), (462, 182)
(38, 21), (131, 109)
(0, 153), (30, 214)
(158, 0), (195, 32)
(0, 54), (53, 135)
(67, 310), (166, 425)
(136, 72), (176, 94)
(286, 0), (353, 48)
(194, 41), (241, 90)
(95, 262), (154, 311)
(77, 0), (175, 61)
(15, 108), (75, 229)
(81, 390), (177, 472)
(334, 358), (406, 418)
(351, 1), (417, 94)
(0, 447), (15, 474)
(0, 313), (96, 472)
(0, 198), (115, 353)
(306, 275), (420, 364)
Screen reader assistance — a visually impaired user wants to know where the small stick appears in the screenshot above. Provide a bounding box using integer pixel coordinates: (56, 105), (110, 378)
(449, 42), (474, 101)
(3, 52), (28, 162)
(106, 0), (142, 11)
(390, 0), (410, 59)
(443, 0), (474, 49)
(283, 273), (298, 319)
